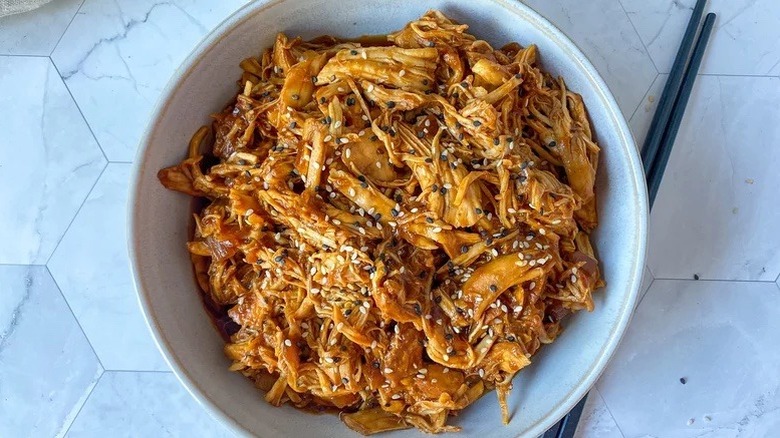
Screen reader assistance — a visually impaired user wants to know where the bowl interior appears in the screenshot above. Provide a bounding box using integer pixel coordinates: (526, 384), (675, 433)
(130, 0), (647, 436)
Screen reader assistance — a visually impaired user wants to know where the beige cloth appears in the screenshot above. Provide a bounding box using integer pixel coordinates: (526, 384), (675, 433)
(0, 0), (53, 17)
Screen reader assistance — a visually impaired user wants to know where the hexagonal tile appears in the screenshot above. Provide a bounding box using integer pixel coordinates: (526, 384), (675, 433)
(66, 372), (232, 437)
(48, 163), (167, 371)
(0, 0), (82, 55)
(0, 266), (102, 437)
(50, 0), (249, 162)
(573, 389), (623, 438)
(522, 0), (658, 117)
(598, 279), (780, 436)
(622, 0), (780, 75)
(0, 56), (106, 264)
(647, 76), (780, 281)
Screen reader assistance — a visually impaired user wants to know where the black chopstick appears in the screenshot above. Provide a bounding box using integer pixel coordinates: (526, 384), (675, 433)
(647, 13), (715, 207)
(549, 7), (717, 438)
(641, 0), (708, 175)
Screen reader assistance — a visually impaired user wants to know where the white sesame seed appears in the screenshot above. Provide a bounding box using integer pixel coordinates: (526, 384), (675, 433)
(571, 274), (577, 283)
(572, 267), (579, 275)
(367, 84), (375, 92)
(348, 188), (356, 197)
(433, 227), (443, 233)
(361, 51), (367, 59)
(514, 306), (523, 313)
(539, 228), (546, 235)
(345, 148), (352, 158)
(431, 378), (438, 383)
(324, 135), (333, 142)
(325, 357), (334, 363)
(442, 354), (449, 361)
(284, 339), (292, 347)
(478, 368), (485, 377)
(529, 260), (536, 267)
(375, 162), (381, 168)
(384, 368), (394, 373)
(399, 70), (406, 77)
(371, 340), (378, 348)
(391, 394), (402, 400)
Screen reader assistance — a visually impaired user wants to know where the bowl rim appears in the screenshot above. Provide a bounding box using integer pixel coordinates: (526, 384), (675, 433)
(128, 1), (649, 436)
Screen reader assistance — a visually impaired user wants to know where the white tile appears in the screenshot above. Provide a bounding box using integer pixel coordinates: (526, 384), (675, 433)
(0, 266), (102, 437)
(0, 56), (106, 264)
(629, 73), (666, 151)
(50, 0), (249, 162)
(521, 0), (657, 117)
(48, 164), (167, 371)
(66, 372), (233, 437)
(0, 0), (82, 55)
(574, 389), (623, 438)
(598, 280), (780, 437)
(648, 76), (780, 281)
(622, 0), (780, 75)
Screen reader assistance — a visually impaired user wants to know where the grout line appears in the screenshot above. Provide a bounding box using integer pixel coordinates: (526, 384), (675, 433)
(46, 265), (107, 372)
(617, 0), (660, 75)
(49, 58), (111, 164)
(627, 72), (660, 125)
(593, 388), (628, 438)
(50, 0), (86, 57)
(59, 368), (103, 437)
(45, 162), (108, 266)
(653, 277), (777, 284)
(636, 278), (655, 309)
(103, 369), (173, 374)
(0, 263), (46, 267)
(698, 73), (780, 78)
(0, 54), (50, 58)
(108, 160), (134, 164)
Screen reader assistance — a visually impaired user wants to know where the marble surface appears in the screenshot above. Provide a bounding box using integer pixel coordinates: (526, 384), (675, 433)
(1, 0), (778, 436)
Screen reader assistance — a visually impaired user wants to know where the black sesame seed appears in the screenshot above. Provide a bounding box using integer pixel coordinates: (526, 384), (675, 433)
(386, 101), (396, 109)
(427, 41), (436, 47)
(413, 303), (422, 315)
(445, 333), (454, 340)
(418, 131), (425, 138)
(475, 208), (483, 214)
(425, 157), (433, 163)
(489, 284), (498, 292)
(439, 187), (448, 195)
(507, 335), (516, 342)
(458, 133), (465, 140)
(422, 79), (429, 85)
(514, 73), (522, 79)
(357, 175), (366, 182)
(419, 271), (427, 279)
(548, 140), (557, 148)
(434, 295), (442, 304)
(350, 50), (358, 55)
(431, 184), (439, 192)
(460, 81), (469, 88)
(680, 377), (687, 384)
(439, 153), (447, 161)
(320, 96), (327, 104)
(493, 137), (500, 145)
(473, 120), (482, 127)
(391, 209), (399, 217)
(311, 76), (318, 83)
(461, 244), (469, 254)
(289, 121), (297, 129)
(694, 274), (700, 280)
(342, 377), (350, 384)
(345, 308), (353, 316)
(274, 255), (284, 263)
(425, 217), (434, 223)
(244, 170), (251, 177)
(325, 116), (332, 125)
(486, 237), (493, 245)
(388, 128), (396, 137)
(360, 182), (368, 189)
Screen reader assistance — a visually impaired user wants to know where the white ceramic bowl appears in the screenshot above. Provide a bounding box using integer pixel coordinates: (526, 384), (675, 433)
(129, 1), (648, 436)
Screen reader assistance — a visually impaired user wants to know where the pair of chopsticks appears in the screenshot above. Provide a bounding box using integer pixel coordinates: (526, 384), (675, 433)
(547, 3), (716, 438)
(642, 0), (716, 208)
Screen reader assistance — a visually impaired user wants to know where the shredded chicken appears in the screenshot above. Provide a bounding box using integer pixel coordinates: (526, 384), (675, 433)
(159, 10), (603, 435)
